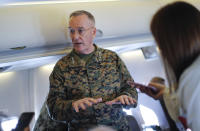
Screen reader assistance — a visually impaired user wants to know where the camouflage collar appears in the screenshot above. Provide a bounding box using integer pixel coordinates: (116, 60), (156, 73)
(69, 44), (103, 66)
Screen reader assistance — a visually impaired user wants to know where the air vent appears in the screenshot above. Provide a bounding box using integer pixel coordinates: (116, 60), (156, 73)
(10, 46), (26, 50)
(0, 66), (12, 72)
(96, 29), (103, 37)
(141, 46), (158, 60)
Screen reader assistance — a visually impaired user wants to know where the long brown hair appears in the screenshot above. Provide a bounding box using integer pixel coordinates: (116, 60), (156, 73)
(151, 1), (200, 85)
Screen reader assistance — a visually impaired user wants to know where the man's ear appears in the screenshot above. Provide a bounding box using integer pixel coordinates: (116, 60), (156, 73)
(92, 27), (97, 38)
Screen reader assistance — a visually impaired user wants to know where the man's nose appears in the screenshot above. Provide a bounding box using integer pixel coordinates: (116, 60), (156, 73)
(71, 31), (80, 40)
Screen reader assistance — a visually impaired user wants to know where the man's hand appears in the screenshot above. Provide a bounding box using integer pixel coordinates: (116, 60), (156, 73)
(72, 97), (102, 112)
(105, 95), (136, 105)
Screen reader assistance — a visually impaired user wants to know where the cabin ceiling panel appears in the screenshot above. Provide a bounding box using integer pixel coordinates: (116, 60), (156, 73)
(0, 0), (200, 71)
(0, 0), (200, 70)
(1, 0), (199, 52)
(0, 1), (162, 52)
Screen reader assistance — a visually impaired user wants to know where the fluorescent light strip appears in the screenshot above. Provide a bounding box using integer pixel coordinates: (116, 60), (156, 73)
(4, 0), (119, 6)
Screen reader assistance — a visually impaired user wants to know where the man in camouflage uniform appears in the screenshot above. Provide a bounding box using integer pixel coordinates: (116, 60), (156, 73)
(33, 102), (68, 131)
(46, 10), (138, 131)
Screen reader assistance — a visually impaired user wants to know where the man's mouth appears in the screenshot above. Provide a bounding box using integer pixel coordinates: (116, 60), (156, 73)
(73, 42), (82, 45)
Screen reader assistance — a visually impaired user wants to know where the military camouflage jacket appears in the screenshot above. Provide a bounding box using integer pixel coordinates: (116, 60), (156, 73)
(33, 102), (68, 131)
(47, 45), (138, 131)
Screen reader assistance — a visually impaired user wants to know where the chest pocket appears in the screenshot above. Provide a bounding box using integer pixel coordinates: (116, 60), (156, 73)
(100, 62), (120, 87)
(64, 66), (90, 99)
(86, 61), (119, 86)
(93, 62), (120, 100)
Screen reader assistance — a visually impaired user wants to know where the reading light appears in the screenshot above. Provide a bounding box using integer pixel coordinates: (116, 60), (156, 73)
(0, 72), (14, 78)
(40, 63), (56, 72)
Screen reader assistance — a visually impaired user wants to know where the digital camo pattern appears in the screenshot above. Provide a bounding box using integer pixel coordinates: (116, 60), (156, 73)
(47, 45), (138, 131)
(33, 103), (68, 131)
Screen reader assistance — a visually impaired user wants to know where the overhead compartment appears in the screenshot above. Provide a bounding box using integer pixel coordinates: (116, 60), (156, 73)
(2, 0), (199, 71)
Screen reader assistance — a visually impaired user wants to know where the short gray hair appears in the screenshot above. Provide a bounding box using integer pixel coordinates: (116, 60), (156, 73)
(70, 10), (95, 25)
(89, 125), (116, 131)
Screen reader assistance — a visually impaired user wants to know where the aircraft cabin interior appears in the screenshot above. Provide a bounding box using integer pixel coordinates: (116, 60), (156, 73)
(0, 0), (200, 131)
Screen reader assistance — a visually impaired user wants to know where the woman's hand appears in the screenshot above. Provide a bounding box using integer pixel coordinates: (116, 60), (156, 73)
(143, 82), (165, 100)
(127, 81), (165, 100)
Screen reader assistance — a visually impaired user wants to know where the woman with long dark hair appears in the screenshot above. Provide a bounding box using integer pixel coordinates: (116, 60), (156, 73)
(136, 1), (200, 130)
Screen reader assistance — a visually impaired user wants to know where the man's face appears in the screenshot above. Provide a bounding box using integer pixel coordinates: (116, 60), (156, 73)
(68, 14), (96, 54)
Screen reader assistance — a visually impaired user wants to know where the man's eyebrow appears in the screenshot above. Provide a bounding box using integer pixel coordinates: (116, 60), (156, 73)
(68, 26), (84, 29)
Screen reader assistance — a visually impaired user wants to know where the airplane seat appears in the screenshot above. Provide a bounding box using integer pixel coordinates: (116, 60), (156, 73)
(126, 115), (140, 131)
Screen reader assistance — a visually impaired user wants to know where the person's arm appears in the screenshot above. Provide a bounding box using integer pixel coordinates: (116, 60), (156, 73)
(187, 92), (200, 130)
(106, 56), (138, 107)
(46, 63), (73, 122)
(117, 57), (138, 107)
(181, 80), (200, 130)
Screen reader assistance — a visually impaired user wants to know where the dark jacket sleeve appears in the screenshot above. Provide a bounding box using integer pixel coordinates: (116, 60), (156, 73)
(117, 55), (138, 108)
(46, 63), (74, 122)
